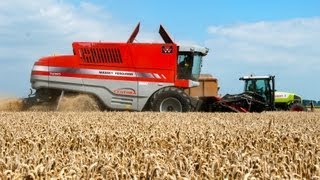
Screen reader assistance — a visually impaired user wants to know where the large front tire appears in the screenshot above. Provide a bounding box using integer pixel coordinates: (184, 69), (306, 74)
(151, 87), (191, 112)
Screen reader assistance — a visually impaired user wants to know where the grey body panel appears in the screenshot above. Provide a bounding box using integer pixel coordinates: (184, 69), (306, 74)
(32, 75), (85, 92)
(31, 75), (173, 111)
(31, 76), (49, 90)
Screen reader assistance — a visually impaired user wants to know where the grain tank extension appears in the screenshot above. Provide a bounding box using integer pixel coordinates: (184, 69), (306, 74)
(24, 23), (209, 112)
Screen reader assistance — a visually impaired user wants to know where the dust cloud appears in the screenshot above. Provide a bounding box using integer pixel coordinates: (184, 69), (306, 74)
(56, 94), (101, 112)
(0, 94), (102, 112)
(0, 98), (24, 111)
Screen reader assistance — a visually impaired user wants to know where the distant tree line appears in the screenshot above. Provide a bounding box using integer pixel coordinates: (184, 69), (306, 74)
(302, 99), (320, 106)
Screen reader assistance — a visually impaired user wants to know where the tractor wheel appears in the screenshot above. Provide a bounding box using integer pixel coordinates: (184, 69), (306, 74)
(290, 103), (306, 112)
(151, 87), (191, 112)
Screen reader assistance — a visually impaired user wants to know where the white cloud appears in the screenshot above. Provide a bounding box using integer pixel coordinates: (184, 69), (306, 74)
(0, 0), (166, 59)
(0, 0), (134, 96)
(204, 17), (320, 99)
(206, 17), (320, 65)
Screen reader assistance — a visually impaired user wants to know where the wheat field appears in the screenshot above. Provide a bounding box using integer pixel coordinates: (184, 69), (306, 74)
(0, 110), (320, 179)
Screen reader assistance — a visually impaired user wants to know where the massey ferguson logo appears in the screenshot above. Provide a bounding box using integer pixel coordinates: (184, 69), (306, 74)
(162, 45), (173, 54)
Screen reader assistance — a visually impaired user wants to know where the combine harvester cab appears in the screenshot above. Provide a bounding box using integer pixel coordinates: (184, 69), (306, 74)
(25, 23), (209, 112)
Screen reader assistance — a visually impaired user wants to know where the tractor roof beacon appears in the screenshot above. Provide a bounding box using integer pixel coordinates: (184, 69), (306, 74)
(23, 23), (209, 112)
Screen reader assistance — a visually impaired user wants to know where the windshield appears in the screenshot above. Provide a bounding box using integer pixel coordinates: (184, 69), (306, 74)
(177, 52), (203, 81)
(244, 79), (271, 103)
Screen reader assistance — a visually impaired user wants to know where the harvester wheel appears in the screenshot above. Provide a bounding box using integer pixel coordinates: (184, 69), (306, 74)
(151, 87), (191, 112)
(290, 103), (306, 112)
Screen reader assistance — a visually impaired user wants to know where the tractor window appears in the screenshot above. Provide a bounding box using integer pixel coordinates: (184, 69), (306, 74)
(177, 53), (203, 81)
(192, 54), (202, 80)
(245, 79), (270, 102)
(246, 81), (255, 92)
(256, 80), (267, 98)
(177, 53), (193, 80)
(263, 80), (271, 103)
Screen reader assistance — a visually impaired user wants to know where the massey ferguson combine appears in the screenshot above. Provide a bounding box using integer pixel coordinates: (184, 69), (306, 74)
(24, 23), (210, 112)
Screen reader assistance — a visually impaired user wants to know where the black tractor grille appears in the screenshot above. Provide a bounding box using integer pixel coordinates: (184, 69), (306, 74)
(79, 48), (123, 64)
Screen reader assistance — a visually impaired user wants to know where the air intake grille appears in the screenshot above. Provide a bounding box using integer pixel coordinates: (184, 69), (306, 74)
(79, 48), (123, 64)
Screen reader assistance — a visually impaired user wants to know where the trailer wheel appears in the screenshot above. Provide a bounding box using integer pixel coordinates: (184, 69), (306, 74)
(151, 87), (191, 112)
(290, 103), (306, 112)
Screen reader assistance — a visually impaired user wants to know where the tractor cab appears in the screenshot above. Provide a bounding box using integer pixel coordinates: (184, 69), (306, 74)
(177, 46), (208, 81)
(240, 75), (275, 110)
(156, 23), (209, 82)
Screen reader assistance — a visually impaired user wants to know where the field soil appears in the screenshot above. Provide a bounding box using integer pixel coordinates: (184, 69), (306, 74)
(0, 111), (320, 179)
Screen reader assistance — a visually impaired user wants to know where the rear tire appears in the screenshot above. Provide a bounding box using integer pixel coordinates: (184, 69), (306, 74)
(290, 103), (306, 112)
(151, 87), (191, 112)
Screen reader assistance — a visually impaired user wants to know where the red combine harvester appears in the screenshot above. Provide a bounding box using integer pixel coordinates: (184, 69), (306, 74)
(24, 23), (210, 112)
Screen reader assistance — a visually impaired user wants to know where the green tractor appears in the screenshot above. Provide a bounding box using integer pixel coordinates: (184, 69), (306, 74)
(240, 75), (306, 111)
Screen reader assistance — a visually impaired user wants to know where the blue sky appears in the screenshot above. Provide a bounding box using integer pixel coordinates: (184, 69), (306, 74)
(0, 0), (320, 100)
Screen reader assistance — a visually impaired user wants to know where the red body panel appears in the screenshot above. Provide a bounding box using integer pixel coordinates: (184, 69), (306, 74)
(33, 42), (190, 87)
